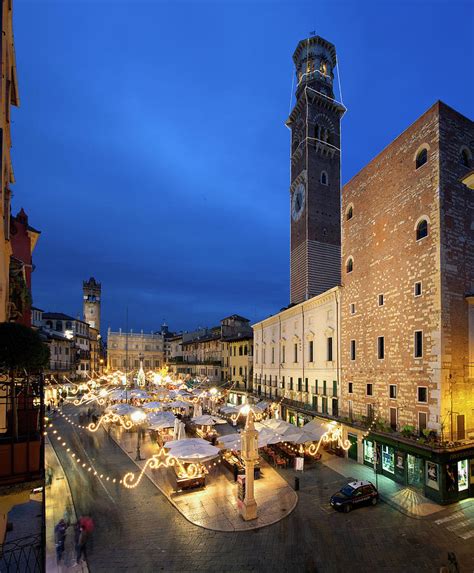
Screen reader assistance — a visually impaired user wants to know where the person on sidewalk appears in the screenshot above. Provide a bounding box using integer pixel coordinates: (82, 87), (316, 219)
(54, 519), (67, 563)
(75, 524), (89, 565)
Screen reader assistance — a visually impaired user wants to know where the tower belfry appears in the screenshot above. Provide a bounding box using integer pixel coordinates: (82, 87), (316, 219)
(83, 277), (101, 331)
(287, 35), (346, 304)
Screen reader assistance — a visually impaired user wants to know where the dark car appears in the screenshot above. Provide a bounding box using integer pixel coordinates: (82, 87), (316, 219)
(330, 480), (379, 512)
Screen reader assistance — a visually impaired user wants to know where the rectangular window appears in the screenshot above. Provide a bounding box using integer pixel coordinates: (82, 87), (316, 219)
(377, 336), (385, 359)
(322, 397), (328, 414)
(323, 380), (327, 395)
(350, 303), (356, 315)
(390, 407), (397, 430)
(367, 403), (374, 420)
(281, 376), (285, 389)
(414, 331), (423, 358)
(290, 377), (293, 390)
(418, 411), (427, 432)
(417, 387), (428, 403)
(313, 396), (318, 412)
(332, 380), (337, 397)
(309, 341), (314, 362)
(282, 345), (285, 363)
(271, 348), (275, 363)
(348, 382), (353, 394)
(366, 383), (373, 396)
(389, 384), (397, 399)
(414, 281), (422, 297)
(305, 378), (309, 392)
(327, 337), (333, 361)
(297, 378), (302, 392)
(239, 367), (243, 376)
(315, 380), (318, 394)
(350, 340), (356, 361)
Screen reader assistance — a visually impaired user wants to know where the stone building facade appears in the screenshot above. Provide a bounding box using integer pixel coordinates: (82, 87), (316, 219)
(253, 287), (340, 425)
(0, 0), (19, 323)
(340, 102), (473, 438)
(339, 101), (474, 502)
(106, 330), (165, 371)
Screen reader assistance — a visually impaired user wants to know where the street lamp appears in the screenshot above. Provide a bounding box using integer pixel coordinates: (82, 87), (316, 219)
(131, 409), (146, 461)
(239, 404), (258, 521)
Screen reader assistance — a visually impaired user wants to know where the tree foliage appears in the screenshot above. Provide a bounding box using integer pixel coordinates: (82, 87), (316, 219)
(0, 323), (50, 372)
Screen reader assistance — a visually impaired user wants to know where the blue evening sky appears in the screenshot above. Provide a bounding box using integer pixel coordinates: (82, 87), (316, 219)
(12, 0), (473, 334)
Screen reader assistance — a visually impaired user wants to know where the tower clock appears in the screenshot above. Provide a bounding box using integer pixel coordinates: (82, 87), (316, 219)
(287, 35), (346, 304)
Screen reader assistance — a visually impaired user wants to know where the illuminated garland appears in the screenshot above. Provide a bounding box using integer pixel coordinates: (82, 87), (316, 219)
(73, 393), (106, 406)
(88, 412), (133, 432)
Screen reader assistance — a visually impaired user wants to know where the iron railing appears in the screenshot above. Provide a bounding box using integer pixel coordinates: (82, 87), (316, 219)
(0, 533), (43, 572)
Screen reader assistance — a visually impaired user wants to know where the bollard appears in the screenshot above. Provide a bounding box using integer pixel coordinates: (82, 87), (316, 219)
(294, 476), (300, 491)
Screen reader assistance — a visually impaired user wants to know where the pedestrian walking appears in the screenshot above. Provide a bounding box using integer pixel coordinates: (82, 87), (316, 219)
(54, 519), (67, 563)
(75, 524), (88, 565)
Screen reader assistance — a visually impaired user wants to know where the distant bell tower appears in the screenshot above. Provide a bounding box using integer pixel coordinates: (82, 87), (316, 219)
(83, 277), (101, 331)
(287, 35), (346, 304)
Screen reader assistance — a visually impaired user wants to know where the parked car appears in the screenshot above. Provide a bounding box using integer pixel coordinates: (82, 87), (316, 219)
(330, 480), (379, 512)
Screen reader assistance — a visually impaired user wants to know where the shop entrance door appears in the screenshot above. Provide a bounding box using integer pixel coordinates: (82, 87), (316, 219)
(348, 434), (358, 461)
(407, 454), (424, 488)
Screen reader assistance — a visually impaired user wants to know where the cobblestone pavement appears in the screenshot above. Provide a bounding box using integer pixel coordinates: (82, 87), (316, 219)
(49, 408), (474, 573)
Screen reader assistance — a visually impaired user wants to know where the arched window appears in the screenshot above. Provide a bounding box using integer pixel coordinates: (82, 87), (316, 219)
(460, 148), (471, 167)
(346, 257), (354, 273)
(321, 171), (328, 185)
(416, 219), (428, 240)
(416, 148), (428, 169)
(320, 60), (328, 75)
(346, 205), (353, 220)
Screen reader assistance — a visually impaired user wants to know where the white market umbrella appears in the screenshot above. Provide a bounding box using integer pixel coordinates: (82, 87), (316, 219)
(129, 389), (149, 399)
(142, 401), (163, 411)
(165, 439), (220, 463)
(147, 411), (175, 424)
(165, 438), (209, 449)
(149, 421), (175, 430)
(220, 406), (238, 415)
(169, 400), (190, 409)
(192, 414), (216, 426)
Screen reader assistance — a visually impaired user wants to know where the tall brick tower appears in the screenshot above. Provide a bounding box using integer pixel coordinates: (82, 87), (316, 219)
(287, 36), (346, 304)
(83, 277), (101, 331)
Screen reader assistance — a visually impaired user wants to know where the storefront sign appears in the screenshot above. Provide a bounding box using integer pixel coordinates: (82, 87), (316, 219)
(295, 457), (304, 471)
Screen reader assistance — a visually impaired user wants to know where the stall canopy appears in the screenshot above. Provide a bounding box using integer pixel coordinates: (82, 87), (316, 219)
(164, 438), (220, 463)
(142, 401), (163, 411)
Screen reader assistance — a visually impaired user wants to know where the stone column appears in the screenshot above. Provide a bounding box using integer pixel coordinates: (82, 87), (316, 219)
(240, 408), (258, 521)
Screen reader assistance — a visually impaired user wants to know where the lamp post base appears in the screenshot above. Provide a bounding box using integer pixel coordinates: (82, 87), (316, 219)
(240, 498), (258, 521)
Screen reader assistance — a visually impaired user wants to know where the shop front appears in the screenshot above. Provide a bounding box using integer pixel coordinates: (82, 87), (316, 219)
(362, 434), (474, 504)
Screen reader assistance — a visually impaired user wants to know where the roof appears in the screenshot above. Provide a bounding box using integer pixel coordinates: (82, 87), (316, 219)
(292, 35), (337, 67)
(223, 333), (253, 343)
(43, 312), (88, 324)
(221, 314), (250, 323)
(31, 306), (44, 312)
(347, 480), (372, 489)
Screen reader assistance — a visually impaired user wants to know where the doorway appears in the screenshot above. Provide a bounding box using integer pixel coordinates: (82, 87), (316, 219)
(348, 434), (358, 461)
(407, 454), (424, 488)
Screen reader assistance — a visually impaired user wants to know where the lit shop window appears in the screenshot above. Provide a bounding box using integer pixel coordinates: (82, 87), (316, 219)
(382, 445), (395, 474)
(458, 460), (469, 492)
(364, 440), (374, 464)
